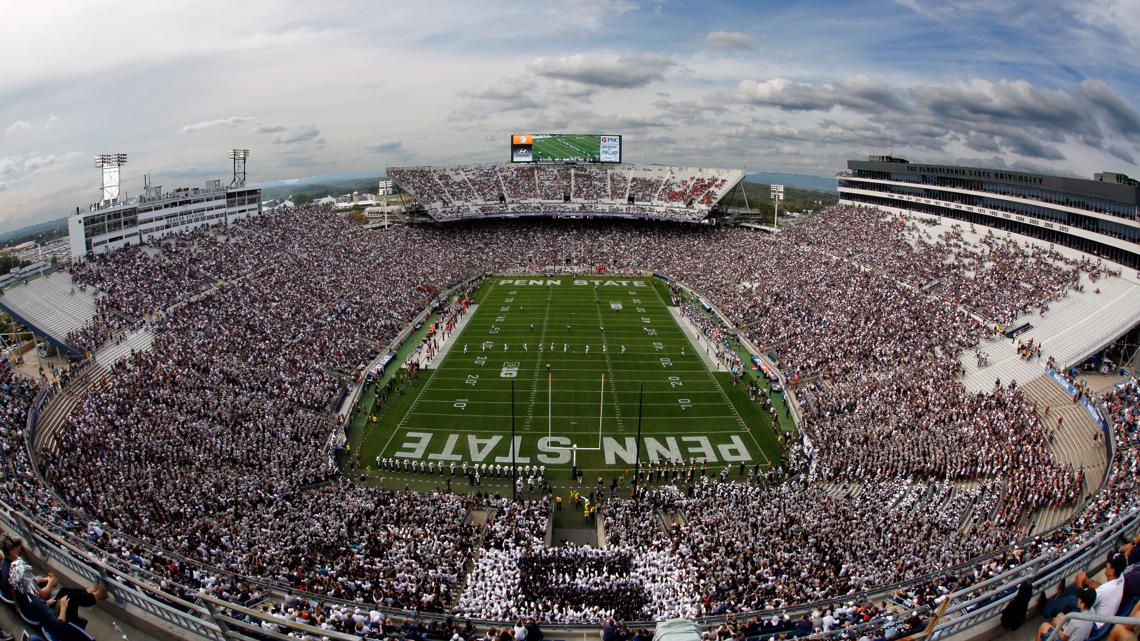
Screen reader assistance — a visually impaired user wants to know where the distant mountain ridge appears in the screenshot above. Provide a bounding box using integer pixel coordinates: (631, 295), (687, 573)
(251, 171), (385, 189)
(0, 217), (69, 246)
(746, 172), (837, 193)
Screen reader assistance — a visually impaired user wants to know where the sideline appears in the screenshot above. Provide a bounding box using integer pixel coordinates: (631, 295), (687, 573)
(426, 304), (479, 369)
(669, 307), (727, 373)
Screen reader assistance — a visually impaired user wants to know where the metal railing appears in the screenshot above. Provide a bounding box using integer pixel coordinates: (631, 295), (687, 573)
(930, 509), (1139, 640)
(1045, 613), (1140, 641)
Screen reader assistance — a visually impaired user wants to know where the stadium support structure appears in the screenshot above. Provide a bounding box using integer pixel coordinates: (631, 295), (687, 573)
(229, 148), (250, 188)
(94, 153), (127, 203)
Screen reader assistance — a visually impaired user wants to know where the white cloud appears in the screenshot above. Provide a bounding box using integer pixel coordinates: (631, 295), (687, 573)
(526, 53), (675, 88)
(253, 122), (323, 145)
(180, 115), (256, 134)
(44, 113), (58, 129)
(1076, 79), (1140, 139)
(730, 76), (907, 113)
(706, 31), (755, 50)
(1073, 0), (1140, 47)
(460, 78), (542, 111)
(0, 1), (1138, 231)
(0, 151), (85, 185)
(368, 140), (403, 153)
(555, 0), (640, 31)
(5, 120), (32, 135)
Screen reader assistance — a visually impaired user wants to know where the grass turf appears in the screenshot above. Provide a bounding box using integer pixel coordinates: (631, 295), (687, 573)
(351, 275), (784, 487)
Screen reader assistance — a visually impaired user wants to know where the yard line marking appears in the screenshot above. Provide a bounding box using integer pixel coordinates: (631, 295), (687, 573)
(415, 398), (725, 406)
(645, 278), (772, 466)
(379, 280), (497, 457)
(522, 286), (554, 430)
(397, 425), (752, 434)
(405, 412), (741, 419)
(592, 291), (627, 432)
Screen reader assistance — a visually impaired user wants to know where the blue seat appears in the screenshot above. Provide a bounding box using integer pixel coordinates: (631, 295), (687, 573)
(14, 596), (45, 628)
(0, 581), (14, 605)
(1085, 596), (1139, 641)
(41, 621), (96, 641)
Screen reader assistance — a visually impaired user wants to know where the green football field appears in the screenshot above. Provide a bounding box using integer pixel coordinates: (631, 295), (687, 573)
(356, 275), (783, 483)
(531, 134), (601, 162)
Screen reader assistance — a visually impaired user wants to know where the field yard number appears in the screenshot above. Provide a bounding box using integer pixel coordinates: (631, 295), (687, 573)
(500, 306), (510, 312)
(495, 316), (505, 322)
(644, 328), (657, 336)
(505, 297), (514, 303)
(641, 317), (652, 323)
(636, 307), (646, 313)
(678, 398), (692, 410)
(660, 358), (673, 368)
(509, 290), (517, 294)
(465, 374), (479, 386)
(474, 356), (487, 366)
(500, 362), (520, 378)
(632, 298), (641, 304)
(668, 376), (682, 388)
(653, 342), (664, 351)
(454, 398), (468, 410)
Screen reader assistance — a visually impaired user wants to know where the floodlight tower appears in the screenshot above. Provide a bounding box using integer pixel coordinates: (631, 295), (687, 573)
(94, 153), (128, 203)
(229, 149), (250, 188)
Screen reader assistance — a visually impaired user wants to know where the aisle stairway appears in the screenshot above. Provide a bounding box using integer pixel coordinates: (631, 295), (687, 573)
(0, 272), (96, 345)
(959, 274), (1140, 392)
(1019, 375), (1107, 534)
(32, 363), (110, 459)
(95, 327), (155, 368)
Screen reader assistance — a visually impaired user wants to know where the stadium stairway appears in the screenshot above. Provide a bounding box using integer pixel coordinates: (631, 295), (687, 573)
(0, 272), (97, 346)
(32, 364), (110, 459)
(1019, 375), (1106, 534)
(959, 273), (1140, 392)
(94, 328), (155, 369)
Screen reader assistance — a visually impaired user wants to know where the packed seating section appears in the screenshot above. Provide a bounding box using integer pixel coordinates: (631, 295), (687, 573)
(387, 164), (742, 222)
(0, 205), (1137, 634)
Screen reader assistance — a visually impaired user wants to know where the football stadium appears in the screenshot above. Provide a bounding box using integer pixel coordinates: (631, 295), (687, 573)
(2, 6), (1140, 641)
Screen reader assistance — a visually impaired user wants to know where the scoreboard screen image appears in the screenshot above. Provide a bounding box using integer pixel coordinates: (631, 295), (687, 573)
(511, 134), (622, 163)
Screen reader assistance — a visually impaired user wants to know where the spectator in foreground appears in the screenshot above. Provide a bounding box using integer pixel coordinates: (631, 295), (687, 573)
(1042, 553), (1126, 626)
(3, 536), (108, 628)
(1036, 586), (1097, 641)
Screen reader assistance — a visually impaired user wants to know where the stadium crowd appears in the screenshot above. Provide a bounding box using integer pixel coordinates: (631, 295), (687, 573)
(387, 164), (740, 221)
(0, 202), (1134, 629)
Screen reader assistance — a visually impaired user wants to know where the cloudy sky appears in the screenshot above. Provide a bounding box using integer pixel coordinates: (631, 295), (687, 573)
(1, 0), (1139, 232)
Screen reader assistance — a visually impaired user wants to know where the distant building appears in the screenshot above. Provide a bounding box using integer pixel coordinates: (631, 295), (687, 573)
(838, 157), (1140, 268)
(68, 179), (261, 259)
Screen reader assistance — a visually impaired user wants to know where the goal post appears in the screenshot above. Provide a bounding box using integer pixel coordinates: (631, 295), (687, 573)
(546, 370), (604, 467)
